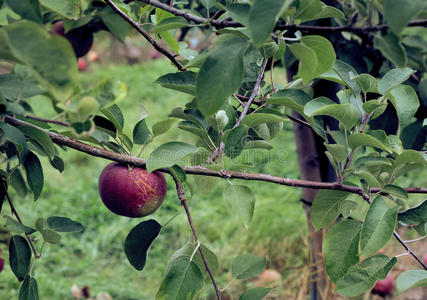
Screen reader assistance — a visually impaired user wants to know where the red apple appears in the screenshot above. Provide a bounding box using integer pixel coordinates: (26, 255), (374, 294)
(0, 257), (4, 273)
(98, 163), (167, 218)
(372, 273), (394, 296)
(51, 21), (93, 58)
(78, 58), (88, 71)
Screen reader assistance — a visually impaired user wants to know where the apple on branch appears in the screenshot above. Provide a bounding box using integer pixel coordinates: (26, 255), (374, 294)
(98, 163), (167, 218)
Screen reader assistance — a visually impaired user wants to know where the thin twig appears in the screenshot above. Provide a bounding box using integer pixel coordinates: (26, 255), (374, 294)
(104, 0), (186, 71)
(403, 235), (427, 243)
(4, 116), (427, 196)
(138, 0), (427, 33)
(24, 115), (70, 127)
(173, 178), (222, 300)
(2, 180), (40, 259)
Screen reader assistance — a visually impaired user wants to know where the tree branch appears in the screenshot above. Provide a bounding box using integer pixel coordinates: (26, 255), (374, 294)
(104, 0), (186, 71)
(137, 0), (427, 33)
(173, 178), (222, 300)
(5, 116), (427, 197)
(2, 180), (40, 259)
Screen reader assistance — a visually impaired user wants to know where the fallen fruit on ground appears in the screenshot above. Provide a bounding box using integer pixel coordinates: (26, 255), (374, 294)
(0, 257), (4, 273)
(256, 269), (282, 286)
(78, 58), (88, 72)
(98, 163), (167, 218)
(88, 51), (100, 62)
(372, 273), (394, 296)
(424, 253), (427, 265)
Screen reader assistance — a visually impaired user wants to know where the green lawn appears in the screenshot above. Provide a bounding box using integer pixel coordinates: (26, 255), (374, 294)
(0, 59), (308, 299)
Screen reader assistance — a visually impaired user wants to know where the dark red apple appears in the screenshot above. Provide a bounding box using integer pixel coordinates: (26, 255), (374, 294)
(0, 257), (4, 273)
(98, 163), (167, 218)
(51, 21), (93, 58)
(372, 273), (394, 296)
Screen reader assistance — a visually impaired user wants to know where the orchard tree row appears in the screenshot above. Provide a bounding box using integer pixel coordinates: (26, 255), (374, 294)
(0, 0), (426, 299)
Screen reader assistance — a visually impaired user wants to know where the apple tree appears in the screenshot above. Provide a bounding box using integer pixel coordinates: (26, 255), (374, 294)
(0, 0), (426, 299)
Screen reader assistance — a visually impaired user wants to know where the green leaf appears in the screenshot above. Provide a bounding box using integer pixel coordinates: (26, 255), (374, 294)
(18, 125), (55, 159)
(398, 200), (427, 226)
(0, 123), (28, 161)
(374, 33), (407, 68)
(239, 287), (272, 300)
(249, 0), (289, 47)
(19, 275), (39, 300)
(39, 0), (79, 18)
(153, 17), (188, 33)
(9, 235), (31, 281)
(196, 36), (249, 116)
(227, 3), (251, 27)
(288, 42), (317, 84)
(155, 71), (197, 95)
(23, 152), (43, 201)
(10, 169), (27, 198)
(310, 190), (351, 231)
(0, 21), (77, 100)
(324, 143), (348, 162)
(241, 113), (288, 128)
(224, 125), (248, 159)
(267, 88), (312, 114)
(101, 104), (124, 133)
(5, 217), (36, 234)
(323, 219), (361, 282)
(348, 133), (392, 153)
(152, 119), (176, 136)
(232, 254), (266, 279)
(381, 184), (408, 199)
(46, 216), (83, 233)
(156, 256), (204, 300)
(304, 99), (359, 129)
(147, 141), (197, 172)
(384, 0), (425, 35)
(354, 74), (377, 93)
(133, 119), (152, 145)
(387, 85), (420, 128)
(89, 78), (127, 108)
(99, 6), (130, 41)
(5, 0), (42, 23)
(224, 184), (255, 229)
(396, 270), (427, 294)
(377, 68), (415, 95)
(34, 218), (61, 244)
(332, 60), (360, 94)
(360, 197), (399, 256)
(50, 156), (64, 173)
(124, 219), (161, 271)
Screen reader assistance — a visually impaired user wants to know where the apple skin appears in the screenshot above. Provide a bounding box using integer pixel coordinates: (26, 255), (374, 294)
(98, 163), (167, 218)
(372, 274), (394, 296)
(0, 257), (4, 273)
(51, 21), (93, 58)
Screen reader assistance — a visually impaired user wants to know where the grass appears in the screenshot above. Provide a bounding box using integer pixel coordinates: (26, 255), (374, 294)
(0, 59), (308, 299)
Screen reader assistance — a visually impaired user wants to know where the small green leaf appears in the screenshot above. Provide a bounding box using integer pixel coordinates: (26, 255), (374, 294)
(124, 219), (162, 271)
(304, 99), (359, 129)
(18, 125), (55, 159)
(396, 270), (427, 294)
(360, 197), (399, 256)
(99, 6), (130, 41)
(310, 190), (351, 231)
(156, 256), (203, 300)
(267, 88), (312, 114)
(0, 123), (28, 161)
(381, 184), (408, 199)
(50, 156), (64, 173)
(23, 152), (43, 201)
(35, 218), (61, 244)
(374, 33), (407, 68)
(5, 0), (42, 23)
(378, 68), (414, 95)
(133, 119), (152, 145)
(288, 42), (317, 84)
(324, 143), (348, 162)
(153, 17), (188, 33)
(224, 184), (255, 229)
(384, 0), (425, 35)
(5, 217), (36, 234)
(323, 219), (361, 282)
(46, 216), (84, 233)
(101, 104), (124, 133)
(9, 235), (31, 281)
(354, 74), (377, 93)
(155, 71), (196, 95)
(232, 254), (266, 279)
(152, 119), (176, 136)
(241, 113), (288, 128)
(39, 0), (79, 18)
(19, 275), (39, 300)
(348, 133), (392, 153)
(10, 169), (27, 198)
(147, 141), (197, 173)
(239, 287), (272, 300)
(398, 200), (427, 226)
(224, 125), (248, 159)
(386, 85), (420, 128)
